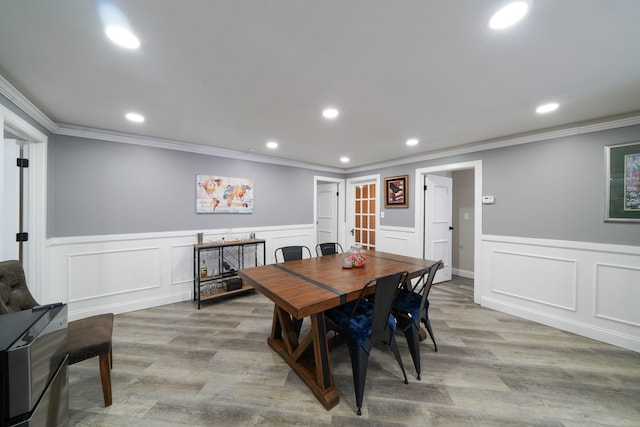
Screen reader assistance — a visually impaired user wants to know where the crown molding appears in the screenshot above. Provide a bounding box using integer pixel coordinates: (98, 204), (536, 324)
(55, 124), (346, 174)
(345, 114), (640, 174)
(3, 71), (639, 174)
(0, 74), (58, 133)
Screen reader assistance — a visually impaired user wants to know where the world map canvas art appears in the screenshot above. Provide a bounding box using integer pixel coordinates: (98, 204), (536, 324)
(197, 175), (254, 213)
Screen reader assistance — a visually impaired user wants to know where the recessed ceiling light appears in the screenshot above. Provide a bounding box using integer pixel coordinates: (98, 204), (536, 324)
(406, 138), (419, 146)
(340, 156), (350, 163)
(266, 141), (278, 149)
(536, 103), (559, 114)
(106, 26), (140, 49)
(126, 112), (144, 123)
(323, 108), (339, 119)
(489, 2), (529, 30)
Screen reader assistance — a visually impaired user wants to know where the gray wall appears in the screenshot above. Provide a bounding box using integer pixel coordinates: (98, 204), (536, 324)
(48, 134), (340, 237)
(361, 124), (640, 247)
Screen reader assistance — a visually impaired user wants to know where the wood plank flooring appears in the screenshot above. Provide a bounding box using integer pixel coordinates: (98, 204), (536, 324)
(68, 276), (640, 426)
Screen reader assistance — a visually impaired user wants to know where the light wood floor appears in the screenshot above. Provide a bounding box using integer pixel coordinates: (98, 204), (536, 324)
(68, 276), (640, 426)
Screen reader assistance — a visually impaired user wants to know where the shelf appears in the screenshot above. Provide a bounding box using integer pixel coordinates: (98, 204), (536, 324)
(193, 239), (265, 309)
(199, 285), (254, 302)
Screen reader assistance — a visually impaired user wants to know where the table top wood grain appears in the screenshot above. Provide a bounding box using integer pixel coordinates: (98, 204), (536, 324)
(239, 250), (437, 319)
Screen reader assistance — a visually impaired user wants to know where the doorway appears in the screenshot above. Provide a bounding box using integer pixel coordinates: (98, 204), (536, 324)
(346, 174), (379, 250)
(414, 161), (482, 304)
(1, 104), (48, 302)
(314, 176), (345, 250)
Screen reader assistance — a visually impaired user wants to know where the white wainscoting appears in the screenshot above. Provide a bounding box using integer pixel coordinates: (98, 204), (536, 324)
(46, 224), (316, 321)
(482, 235), (640, 352)
(376, 225), (418, 256)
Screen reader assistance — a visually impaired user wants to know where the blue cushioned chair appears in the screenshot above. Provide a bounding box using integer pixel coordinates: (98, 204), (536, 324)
(324, 271), (409, 415)
(315, 242), (344, 256)
(274, 245), (312, 263)
(392, 260), (442, 380)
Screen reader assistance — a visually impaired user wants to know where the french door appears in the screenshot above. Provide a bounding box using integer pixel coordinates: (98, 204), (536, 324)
(347, 176), (379, 250)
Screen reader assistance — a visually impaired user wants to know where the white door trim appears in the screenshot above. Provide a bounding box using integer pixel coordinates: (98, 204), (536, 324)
(314, 176), (346, 251)
(414, 161), (482, 304)
(1, 104), (48, 303)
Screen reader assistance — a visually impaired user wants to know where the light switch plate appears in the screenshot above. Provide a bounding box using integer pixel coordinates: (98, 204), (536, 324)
(482, 195), (495, 204)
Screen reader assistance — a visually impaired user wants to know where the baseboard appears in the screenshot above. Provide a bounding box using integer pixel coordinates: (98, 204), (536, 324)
(68, 291), (191, 321)
(482, 296), (640, 353)
(452, 268), (474, 279)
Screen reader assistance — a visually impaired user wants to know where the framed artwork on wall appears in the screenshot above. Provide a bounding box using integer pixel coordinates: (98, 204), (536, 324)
(196, 175), (254, 213)
(605, 141), (640, 222)
(384, 175), (408, 208)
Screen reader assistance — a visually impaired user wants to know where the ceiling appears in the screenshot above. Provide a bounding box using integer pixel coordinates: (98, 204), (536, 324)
(1, 0), (640, 170)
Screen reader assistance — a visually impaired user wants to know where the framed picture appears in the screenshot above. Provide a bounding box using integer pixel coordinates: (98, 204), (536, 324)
(196, 175), (254, 213)
(384, 175), (408, 208)
(605, 141), (640, 222)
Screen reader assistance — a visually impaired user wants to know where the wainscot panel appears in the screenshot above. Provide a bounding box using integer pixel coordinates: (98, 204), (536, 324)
(46, 224), (315, 321)
(377, 226), (417, 256)
(482, 235), (640, 352)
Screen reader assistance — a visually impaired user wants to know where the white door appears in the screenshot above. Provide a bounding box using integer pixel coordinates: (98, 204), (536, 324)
(1, 139), (20, 261)
(424, 174), (452, 282)
(316, 183), (338, 244)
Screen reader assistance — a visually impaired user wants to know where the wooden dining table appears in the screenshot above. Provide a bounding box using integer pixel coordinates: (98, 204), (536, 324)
(238, 249), (438, 410)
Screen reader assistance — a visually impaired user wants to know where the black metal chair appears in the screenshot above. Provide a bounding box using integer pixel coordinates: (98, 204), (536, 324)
(274, 245), (312, 262)
(392, 260), (442, 380)
(315, 242), (344, 256)
(324, 271), (409, 415)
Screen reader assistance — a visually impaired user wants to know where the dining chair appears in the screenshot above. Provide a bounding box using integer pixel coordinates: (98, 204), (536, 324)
(392, 260), (442, 380)
(324, 270), (409, 415)
(315, 242), (344, 256)
(274, 245), (312, 263)
(0, 259), (115, 406)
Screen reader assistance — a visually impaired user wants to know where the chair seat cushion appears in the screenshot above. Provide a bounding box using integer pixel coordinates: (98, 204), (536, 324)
(67, 313), (114, 365)
(326, 300), (396, 350)
(393, 290), (429, 329)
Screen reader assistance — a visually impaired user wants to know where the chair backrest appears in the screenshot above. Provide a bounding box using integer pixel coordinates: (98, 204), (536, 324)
(274, 245), (312, 263)
(413, 260), (443, 305)
(0, 260), (39, 314)
(315, 242), (344, 256)
(368, 271), (408, 343)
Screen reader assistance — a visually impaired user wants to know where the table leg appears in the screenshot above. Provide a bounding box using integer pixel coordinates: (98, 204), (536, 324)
(267, 306), (339, 410)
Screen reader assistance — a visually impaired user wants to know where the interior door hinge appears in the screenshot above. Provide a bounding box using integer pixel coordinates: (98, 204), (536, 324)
(17, 158), (29, 168)
(336, 191), (339, 197)
(424, 184), (428, 191)
(16, 232), (29, 242)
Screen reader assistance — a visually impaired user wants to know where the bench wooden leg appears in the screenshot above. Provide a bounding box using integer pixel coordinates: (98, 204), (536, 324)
(99, 352), (112, 406)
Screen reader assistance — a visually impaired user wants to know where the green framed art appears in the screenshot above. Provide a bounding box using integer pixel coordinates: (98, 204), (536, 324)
(605, 141), (640, 222)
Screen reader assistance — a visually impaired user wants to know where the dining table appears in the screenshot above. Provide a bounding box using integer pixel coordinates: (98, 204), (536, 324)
(238, 249), (439, 410)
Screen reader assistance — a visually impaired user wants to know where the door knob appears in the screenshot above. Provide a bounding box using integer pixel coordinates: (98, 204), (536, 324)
(449, 226), (454, 230)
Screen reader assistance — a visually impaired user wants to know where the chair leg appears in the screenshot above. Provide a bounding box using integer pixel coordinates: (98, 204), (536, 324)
(423, 318), (438, 352)
(388, 337), (409, 385)
(98, 352), (113, 406)
(349, 344), (369, 416)
(403, 325), (421, 380)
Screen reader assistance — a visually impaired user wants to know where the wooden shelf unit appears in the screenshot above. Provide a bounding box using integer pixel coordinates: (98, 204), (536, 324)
(193, 239), (265, 309)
